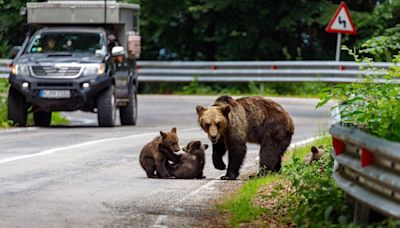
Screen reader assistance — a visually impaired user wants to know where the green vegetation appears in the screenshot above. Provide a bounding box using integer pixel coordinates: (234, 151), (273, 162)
(217, 137), (351, 227)
(0, 79), (11, 127)
(51, 112), (69, 125)
(133, 0), (397, 61)
(318, 47), (400, 142)
(3, 1), (400, 60)
(0, 79), (69, 127)
(139, 81), (329, 97)
(274, 137), (351, 226)
(217, 175), (278, 227)
(217, 136), (400, 227)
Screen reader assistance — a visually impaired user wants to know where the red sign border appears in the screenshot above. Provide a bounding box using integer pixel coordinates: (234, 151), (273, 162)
(326, 1), (357, 35)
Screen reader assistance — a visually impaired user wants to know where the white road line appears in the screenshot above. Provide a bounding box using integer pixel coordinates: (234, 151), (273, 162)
(152, 136), (325, 227)
(150, 215), (168, 228)
(288, 136), (323, 150)
(177, 175), (224, 205)
(0, 127), (200, 165)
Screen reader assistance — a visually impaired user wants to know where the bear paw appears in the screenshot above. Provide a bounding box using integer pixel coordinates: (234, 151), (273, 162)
(220, 174), (237, 180)
(213, 163), (226, 170)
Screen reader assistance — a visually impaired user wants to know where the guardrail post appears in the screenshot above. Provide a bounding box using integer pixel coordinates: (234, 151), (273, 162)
(354, 201), (371, 225)
(259, 83), (264, 95)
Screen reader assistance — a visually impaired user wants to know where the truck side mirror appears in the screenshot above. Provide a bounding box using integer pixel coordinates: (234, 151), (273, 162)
(11, 46), (21, 58)
(111, 46), (125, 57)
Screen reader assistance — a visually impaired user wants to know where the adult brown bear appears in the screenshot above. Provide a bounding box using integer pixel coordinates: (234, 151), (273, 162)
(196, 95), (294, 180)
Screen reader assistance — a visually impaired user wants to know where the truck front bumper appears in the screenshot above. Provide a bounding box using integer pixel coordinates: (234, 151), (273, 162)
(9, 74), (111, 111)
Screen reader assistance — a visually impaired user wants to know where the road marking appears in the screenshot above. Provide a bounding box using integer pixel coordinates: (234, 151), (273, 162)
(0, 127), (200, 165)
(177, 175), (224, 205)
(150, 215), (168, 228)
(288, 136), (322, 150)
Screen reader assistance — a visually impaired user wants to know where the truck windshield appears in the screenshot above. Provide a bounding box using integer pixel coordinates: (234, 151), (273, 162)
(27, 32), (105, 55)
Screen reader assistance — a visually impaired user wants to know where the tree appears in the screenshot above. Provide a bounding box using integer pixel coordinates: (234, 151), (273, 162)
(137, 0), (379, 61)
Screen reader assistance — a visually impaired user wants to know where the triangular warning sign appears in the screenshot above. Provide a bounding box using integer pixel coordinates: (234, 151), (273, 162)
(326, 2), (357, 35)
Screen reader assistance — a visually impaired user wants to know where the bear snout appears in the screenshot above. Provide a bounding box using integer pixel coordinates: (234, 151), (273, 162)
(209, 135), (218, 144)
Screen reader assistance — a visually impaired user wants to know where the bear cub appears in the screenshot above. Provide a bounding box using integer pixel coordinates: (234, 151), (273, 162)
(139, 127), (180, 178)
(304, 145), (325, 164)
(160, 140), (208, 179)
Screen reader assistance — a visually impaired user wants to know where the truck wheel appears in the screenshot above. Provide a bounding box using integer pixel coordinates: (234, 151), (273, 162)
(119, 85), (137, 126)
(97, 85), (116, 127)
(7, 87), (27, 127)
(34, 111), (52, 127)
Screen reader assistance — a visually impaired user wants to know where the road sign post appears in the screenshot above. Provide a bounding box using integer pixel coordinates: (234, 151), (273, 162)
(326, 2), (357, 61)
(336, 33), (342, 61)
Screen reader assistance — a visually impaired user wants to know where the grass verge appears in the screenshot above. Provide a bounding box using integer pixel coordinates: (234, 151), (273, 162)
(139, 81), (329, 98)
(217, 175), (279, 227)
(217, 136), (400, 227)
(216, 136), (351, 227)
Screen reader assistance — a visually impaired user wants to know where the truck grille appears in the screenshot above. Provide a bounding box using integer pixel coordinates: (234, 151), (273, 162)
(31, 65), (81, 78)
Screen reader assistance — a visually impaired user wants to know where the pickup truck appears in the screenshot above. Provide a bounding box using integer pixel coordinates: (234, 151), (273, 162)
(8, 0), (140, 127)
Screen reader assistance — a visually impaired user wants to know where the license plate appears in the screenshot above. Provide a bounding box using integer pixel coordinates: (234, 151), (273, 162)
(39, 90), (71, 99)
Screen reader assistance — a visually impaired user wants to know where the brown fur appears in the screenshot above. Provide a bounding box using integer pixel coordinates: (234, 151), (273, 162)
(167, 141), (208, 179)
(304, 145), (324, 164)
(139, 127), (180, 178)
(196, 95), (294, 180)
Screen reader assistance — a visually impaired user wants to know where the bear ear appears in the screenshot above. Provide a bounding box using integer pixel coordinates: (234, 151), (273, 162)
(196, 105), (206, 115)
(220, 105), (231, 117)
(192, 141), (202, 149)
(311, 146), (318, 154)
(160, 131), (167, 139)
(203, 144), (209, 150)
(171, 127), (177, 133)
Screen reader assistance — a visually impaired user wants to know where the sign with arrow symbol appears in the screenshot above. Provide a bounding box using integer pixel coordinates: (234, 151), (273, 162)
(325, 2), (357, 61)
(326, 2), (357, 34)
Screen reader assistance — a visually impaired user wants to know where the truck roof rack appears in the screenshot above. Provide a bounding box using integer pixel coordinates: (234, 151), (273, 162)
(26, 0), (141, 57)
(27, 0), (140, 33)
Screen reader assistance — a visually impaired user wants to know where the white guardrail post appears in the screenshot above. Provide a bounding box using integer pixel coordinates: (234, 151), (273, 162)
(0, 59), (395, 82)
(330, 124), (400, 224)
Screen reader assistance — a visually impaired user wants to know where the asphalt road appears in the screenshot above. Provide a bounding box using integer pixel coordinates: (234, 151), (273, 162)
(0, 95), (332, 227)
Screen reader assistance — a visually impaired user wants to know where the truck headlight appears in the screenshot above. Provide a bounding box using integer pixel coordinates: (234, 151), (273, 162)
(83, 64), (105, 76)
(11, 64), (30, 76)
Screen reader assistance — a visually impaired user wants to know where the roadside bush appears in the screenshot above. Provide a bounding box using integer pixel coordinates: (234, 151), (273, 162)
(281, 149), (351, 226)
(263, 137), (352, 227)
(0, 79), (11, 127)
(317, 48), (400, 142)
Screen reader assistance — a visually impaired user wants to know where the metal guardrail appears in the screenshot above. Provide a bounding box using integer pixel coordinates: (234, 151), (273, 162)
(330, 124), (400, 223)
(0, 59), (395, 82)
(0, 59), (11, 78)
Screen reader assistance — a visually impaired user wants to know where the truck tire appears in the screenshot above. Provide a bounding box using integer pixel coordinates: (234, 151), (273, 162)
(97, 85), (116, 127)
(34, 111), (52, 127)
(119, 85), (137, 126)
(7, 87), (27, 127)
